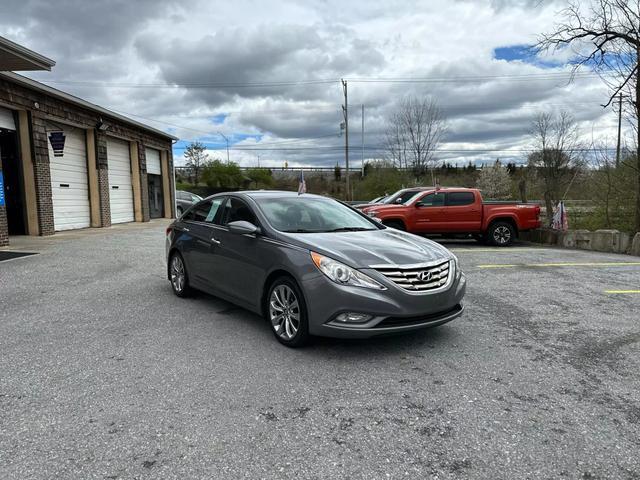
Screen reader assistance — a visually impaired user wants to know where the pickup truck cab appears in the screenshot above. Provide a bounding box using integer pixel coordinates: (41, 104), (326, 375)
(361, 187), (540, 246)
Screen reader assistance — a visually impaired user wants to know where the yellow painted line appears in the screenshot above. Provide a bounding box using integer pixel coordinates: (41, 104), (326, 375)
(477, 262), (640, 269)
(451, 248), (551, 253)
(605, 290), (640, 294)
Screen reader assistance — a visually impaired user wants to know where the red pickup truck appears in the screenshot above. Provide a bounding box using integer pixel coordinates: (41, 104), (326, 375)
(360, 187), (541, 246)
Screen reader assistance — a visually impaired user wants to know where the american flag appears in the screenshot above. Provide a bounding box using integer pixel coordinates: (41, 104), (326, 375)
(297, 170), (306, 195)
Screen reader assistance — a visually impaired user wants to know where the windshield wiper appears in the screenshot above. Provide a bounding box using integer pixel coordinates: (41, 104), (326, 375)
(281, 228), (323, 233)
(325, 227), (376, 232)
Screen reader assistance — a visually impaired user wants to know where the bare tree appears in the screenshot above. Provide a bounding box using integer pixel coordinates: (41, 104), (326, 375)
(528, 111), (583, 221)
(184, 141), (209, 185)
(384, 96), (446, 178)
(537, 0), (640, 231)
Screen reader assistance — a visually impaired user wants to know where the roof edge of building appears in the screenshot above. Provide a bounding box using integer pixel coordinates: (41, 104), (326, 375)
(0, 71), (179, 142)
(0, 35), (56, 71)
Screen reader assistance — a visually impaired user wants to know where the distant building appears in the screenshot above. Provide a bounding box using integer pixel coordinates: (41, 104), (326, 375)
(0, 35), (177, 247)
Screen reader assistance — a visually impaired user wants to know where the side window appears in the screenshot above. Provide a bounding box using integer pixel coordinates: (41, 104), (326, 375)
(184, 198), (224, 224)
(222, 197), (258, 226)
(396, 191), (419, 204)
(417, 192), (445, 207)
(447, 192), (475, 206)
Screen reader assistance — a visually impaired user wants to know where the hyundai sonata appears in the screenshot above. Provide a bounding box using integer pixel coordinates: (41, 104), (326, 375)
(166, 191), (466, 347)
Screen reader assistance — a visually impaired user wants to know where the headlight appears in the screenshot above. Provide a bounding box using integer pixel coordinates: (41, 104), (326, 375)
(450, 254), (460, 276)
(367, 211), (378, 218)
(311, 252), (385, 290)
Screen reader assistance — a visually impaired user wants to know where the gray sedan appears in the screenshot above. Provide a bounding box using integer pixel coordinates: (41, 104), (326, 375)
(166, 191), (466, 347)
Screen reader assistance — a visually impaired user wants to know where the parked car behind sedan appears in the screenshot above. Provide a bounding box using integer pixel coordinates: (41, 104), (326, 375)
(166, 191), (466, 347)
(176, 190), (203, 216)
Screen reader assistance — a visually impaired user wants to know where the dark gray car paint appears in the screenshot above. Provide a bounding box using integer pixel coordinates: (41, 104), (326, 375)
(167, 191), (466, 338)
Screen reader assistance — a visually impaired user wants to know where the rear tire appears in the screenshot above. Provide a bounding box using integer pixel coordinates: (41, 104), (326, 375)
(266, 277), (310, 347)
(383, 220), (406, 231)
(488, 222), (515, 247)
(169, 252), (192, 297)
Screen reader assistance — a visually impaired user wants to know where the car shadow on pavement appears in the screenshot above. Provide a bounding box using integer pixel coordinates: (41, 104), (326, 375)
(189, 289), (460, 357)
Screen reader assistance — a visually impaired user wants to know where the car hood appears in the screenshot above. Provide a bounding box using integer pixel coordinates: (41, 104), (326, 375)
(278, 229), (453, 268)
(361, 203), (406, 213)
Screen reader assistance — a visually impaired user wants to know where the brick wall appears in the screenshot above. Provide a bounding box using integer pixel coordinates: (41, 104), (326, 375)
(95, 133), (111, 228)
(30, 113), (55, 235)
(138, 143), (150, 222)
(0, 155), (6, 245)
(0, 204), (8, 247)
(168, 149), (175, 218)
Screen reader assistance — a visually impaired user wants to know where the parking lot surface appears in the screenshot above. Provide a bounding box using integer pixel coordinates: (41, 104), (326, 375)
(1, 221), (639, 479)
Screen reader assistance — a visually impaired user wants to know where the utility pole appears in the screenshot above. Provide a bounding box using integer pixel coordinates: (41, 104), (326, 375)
(361, 104), (365, 177)
(615, 93), (623, 168)
(341, 79), (350, 201)
(218, 131), (230, 164)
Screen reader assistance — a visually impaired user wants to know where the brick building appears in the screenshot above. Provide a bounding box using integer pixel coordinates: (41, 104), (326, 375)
(0, 36), (177, 247)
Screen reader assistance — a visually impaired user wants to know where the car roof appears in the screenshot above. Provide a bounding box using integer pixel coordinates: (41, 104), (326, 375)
(236, 190), (328, 200)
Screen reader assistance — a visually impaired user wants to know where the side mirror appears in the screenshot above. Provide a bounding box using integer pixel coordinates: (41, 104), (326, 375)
(228, 220), (260, 235)
(415, 202), (423, 208)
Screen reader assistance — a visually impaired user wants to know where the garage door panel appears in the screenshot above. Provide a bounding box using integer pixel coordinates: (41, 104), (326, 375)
(145, 148), (161, 175)
(107, 137), (134, 224)
(48, 127), (91, 231)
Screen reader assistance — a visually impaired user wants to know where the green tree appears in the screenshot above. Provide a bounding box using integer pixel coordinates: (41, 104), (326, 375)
(246, 168), (273, 188)
(184, 141), (209, 185)
(202, 160), (244, 188)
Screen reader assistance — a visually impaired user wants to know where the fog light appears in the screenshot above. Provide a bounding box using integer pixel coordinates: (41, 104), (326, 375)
(335, 312), (372, 323)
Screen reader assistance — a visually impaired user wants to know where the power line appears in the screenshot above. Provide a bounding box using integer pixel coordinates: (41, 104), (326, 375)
(37, 70), (608, 90)
(174, 145), (618, 153)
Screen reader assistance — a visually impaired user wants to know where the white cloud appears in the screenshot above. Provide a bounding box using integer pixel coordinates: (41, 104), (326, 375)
(1, 0), (624, 167)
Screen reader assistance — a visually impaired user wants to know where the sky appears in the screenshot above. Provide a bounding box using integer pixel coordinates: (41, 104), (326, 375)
(0, 0), (630, 168)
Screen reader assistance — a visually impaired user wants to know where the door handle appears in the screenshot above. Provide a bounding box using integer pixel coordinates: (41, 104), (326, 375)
(211, 237), (221, 245)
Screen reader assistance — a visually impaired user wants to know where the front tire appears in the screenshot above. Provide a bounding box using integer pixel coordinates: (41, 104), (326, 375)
(488, 222), (515, 247)
(169, 252), (192, 297)
(266, 277), (310, 347)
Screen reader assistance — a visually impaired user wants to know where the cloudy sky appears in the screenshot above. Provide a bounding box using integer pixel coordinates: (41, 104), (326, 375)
(1, 0), (629, 168)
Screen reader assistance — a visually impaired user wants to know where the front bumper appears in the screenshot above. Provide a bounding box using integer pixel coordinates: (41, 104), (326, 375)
(301, 270), (466, 339)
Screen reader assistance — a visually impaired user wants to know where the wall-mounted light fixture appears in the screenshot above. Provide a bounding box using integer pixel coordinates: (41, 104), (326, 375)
(96, 117), (109, 131)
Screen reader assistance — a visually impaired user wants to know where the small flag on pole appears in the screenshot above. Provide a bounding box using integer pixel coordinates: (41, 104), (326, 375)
(298, 170), (306, 195)
(551, 201), (568, 231)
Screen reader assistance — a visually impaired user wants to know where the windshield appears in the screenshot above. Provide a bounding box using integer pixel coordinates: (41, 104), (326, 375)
(257, 197), (380, 233)
(383, 190), (423, 205)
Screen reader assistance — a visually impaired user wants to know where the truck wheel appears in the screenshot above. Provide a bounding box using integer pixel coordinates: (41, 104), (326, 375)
(488, 222), (515, 247)
(383, 220), (405, 231)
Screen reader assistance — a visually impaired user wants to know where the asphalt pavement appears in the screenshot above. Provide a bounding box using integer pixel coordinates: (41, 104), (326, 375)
(1, 221), (639, 479)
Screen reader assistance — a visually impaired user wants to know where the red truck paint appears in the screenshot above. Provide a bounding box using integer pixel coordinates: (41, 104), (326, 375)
(361, 188), (541, 246)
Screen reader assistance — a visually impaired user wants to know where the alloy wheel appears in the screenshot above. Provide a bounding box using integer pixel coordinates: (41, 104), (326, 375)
(493, 226), (511, 245)
(269, 285), (300, 340)
(170, 255), (186, 293)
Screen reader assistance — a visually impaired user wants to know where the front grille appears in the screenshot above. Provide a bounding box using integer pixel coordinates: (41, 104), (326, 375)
(374, 260), (452, 292)
(376, 304), (463, 328)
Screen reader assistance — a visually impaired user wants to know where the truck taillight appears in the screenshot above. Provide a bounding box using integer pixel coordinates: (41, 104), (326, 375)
(166, 226), (172, 236)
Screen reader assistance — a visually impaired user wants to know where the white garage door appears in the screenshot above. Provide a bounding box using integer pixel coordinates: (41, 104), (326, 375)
(47, 127), (91, 231)
(0, 106), (16, 130)
(107, 137), (134, 224)
(145, 147), (161, 175)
